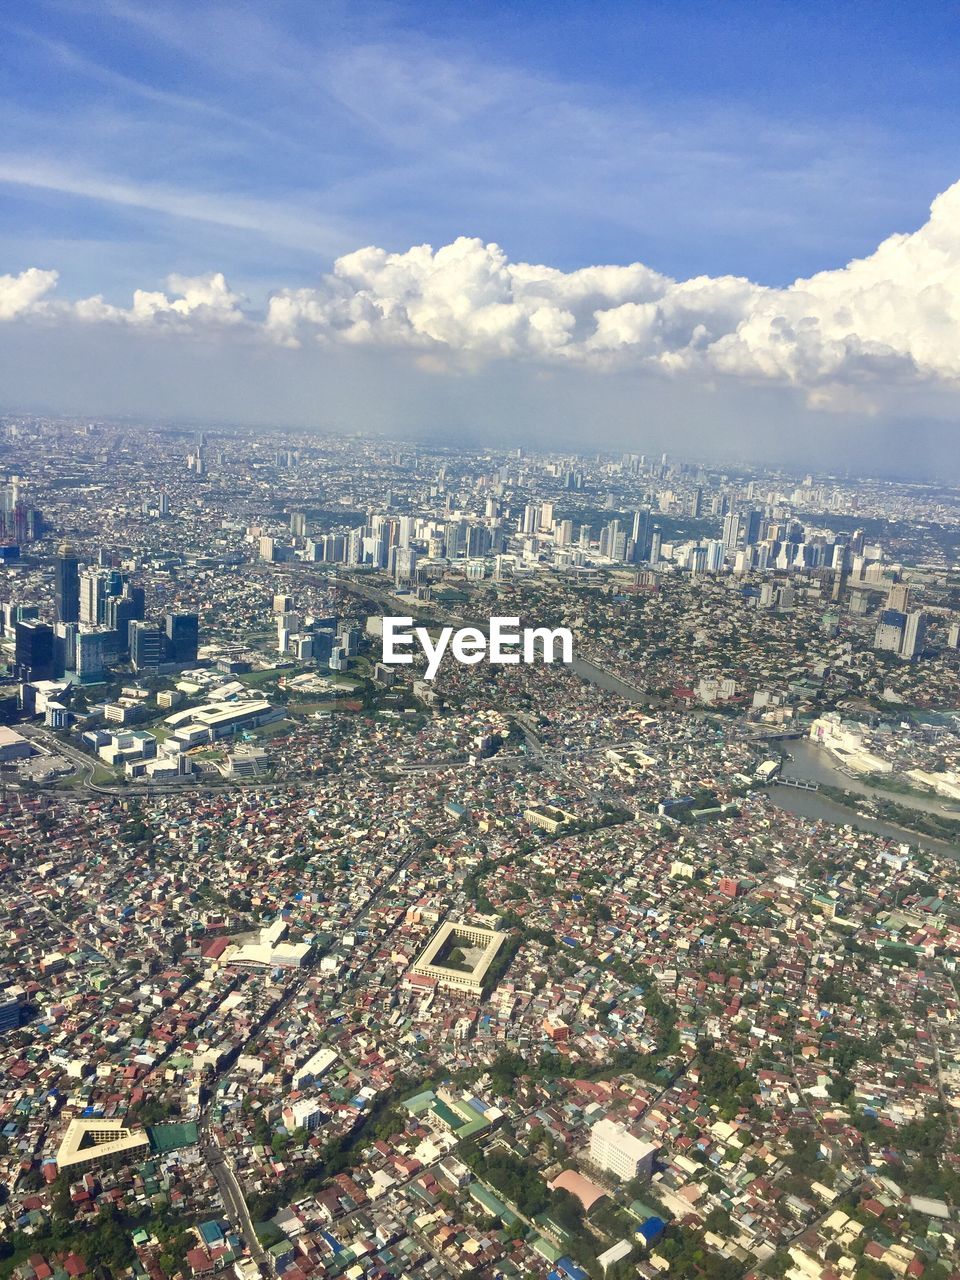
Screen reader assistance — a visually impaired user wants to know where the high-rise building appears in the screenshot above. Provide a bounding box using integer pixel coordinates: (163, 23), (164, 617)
(129, 621), (165, 672)
(743, 509), (763, 546)
(78, 568), (117, 625)
(900, 610), (927, 660)
(55, 545), (80, 623)
(705, 539), (724, 573)
(722, 510), (741, 551)
(15, 620), (58, 681)
(874, 609), (906, 653)
(886, 583), (911, 613)
(630, 509), (650, 563)
(76, 629), (112, 681)
(165, 612), (199, 666)
(105, 587), (145, 655)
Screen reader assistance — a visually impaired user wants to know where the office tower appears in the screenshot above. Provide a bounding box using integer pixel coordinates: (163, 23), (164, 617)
(129, 621), (165, 671)
(631, 508), (649, 562)
(743, 509), (763, 546)
(79, 568), (108, 625)
(55, 621), (78, 671)
(76, 629), (111, 681)
(539, 501), (554, 530)
(15, 621), (58, 681)
(705, 539), (724, 572)
(556, 519), (573, 547)
(273, 594), (294, 615)
(900, 610), (927, 660)
(689, 487), (703, 518)
(165, 612), (199, 665)
(850, 528), (865, 556)
(105, 585), (144, 655)
(649, 527), (662, 564)
(522, 503), (539, 535)
(948, 621), (960, 649)
(55, 544), (80, 623)
(874, 610), (906, 653)
(722, 510), (740, 551)
(158, 492), (170, 516)
(259, 537), (276, 562)
(290, 511), (307, 537)
(399, 516), (415, 549)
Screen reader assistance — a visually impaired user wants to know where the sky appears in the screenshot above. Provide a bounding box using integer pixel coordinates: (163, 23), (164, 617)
(2, 0), (960, 473)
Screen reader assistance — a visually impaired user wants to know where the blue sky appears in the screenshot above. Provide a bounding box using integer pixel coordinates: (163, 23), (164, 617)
(4, 0), (959, 296)
(2, 1), (960, 469)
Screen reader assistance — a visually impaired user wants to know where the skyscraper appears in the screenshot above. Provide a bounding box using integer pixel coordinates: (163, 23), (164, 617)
(164, 612), (199, 666)
(79, 568), (109, 625)
(55, 544), (80, 623)
(900, 610), (927, 660)
(631, 508), (649, 562)
(743, 509), (763, 546)
(722, 511), (741, 551)
(129, 621), (165, 671)
(15, 620), (58, 681)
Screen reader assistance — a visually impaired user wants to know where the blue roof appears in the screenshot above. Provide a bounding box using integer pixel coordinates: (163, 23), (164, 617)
(638, 1216), (666, 1241)
(556, 1259), (589, 1280)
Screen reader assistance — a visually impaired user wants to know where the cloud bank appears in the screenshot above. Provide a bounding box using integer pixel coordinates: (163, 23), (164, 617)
(3, 178), (960, 404)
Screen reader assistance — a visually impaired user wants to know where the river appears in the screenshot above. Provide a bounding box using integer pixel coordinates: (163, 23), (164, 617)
(772, 738), (959, 857)
(572, 657), (959, 857)
(571, 656), (663, 706)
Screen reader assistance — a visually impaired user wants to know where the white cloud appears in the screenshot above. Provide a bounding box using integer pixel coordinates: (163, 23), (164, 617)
(263, 179), (960, 399)
(4, 178), (960, 406)
(0, 267), (60, 320)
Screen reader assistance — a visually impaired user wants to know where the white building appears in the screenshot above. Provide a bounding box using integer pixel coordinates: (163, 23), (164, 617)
(589, 1118), (657, 1181)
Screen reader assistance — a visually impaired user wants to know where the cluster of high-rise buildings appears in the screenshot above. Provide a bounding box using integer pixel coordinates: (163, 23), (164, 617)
(4, 544), (198, 683)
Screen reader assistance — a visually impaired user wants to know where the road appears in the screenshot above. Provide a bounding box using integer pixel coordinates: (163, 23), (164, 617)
(202, 1139), (268, 1270)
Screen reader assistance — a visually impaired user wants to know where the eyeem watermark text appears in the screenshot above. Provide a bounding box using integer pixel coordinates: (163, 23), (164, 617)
(382, 616), (573, 681)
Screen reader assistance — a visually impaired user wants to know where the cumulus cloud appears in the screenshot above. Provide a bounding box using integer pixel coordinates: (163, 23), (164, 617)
(4, 179), (960, 404)
(0, 268), (244, 329)
(0, 267), (60, 320)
